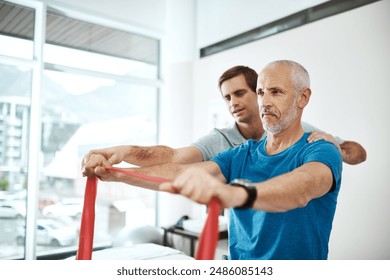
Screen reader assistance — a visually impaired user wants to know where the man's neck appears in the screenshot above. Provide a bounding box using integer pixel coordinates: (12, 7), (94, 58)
(237, 119), (264, 141)
(266, 121), (304, 155)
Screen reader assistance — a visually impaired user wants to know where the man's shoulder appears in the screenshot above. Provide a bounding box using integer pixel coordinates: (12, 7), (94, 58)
(213, 124), (239, 135)
(212, 124), (245, 144)
(299, 133), (342, 163)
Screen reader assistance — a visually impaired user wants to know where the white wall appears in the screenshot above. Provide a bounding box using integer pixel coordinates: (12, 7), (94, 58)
(157, 0), (198, 228)
(196, 0), (329, 48)
(193, 0), (390, 259)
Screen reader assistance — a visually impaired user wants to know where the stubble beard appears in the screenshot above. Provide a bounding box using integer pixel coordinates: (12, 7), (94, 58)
(262, 99), (299, 135)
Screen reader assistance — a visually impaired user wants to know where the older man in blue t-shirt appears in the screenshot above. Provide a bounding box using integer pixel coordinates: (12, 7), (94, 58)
(212, 133), (341, 259)
(160, 60), (342, 260)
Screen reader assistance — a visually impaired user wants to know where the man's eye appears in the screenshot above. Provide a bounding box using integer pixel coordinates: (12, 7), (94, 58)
(257, 90), (264, 96)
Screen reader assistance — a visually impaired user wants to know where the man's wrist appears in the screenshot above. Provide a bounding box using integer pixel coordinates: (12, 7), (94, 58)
(229, 179), (257, 209)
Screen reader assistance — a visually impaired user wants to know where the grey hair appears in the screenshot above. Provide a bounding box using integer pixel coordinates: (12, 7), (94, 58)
(265, 60), (310, 94)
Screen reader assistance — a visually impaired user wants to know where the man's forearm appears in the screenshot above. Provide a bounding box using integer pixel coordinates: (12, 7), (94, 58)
(251, 162), (334, 212)
(110, 163), (185, 191)
(108, 161), (221, 193)
(340, 141), (367, 165)
(124, 145), (175, 167)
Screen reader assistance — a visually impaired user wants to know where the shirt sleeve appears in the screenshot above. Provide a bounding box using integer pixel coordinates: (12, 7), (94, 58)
(191, 128), (237, 161)
(191, 129), (221, 161)
(303, 140), (343, 192)
(210, 148), (234, 182)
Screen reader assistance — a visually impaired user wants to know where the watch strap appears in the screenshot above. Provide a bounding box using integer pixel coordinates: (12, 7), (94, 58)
(230, 181), (257, 209)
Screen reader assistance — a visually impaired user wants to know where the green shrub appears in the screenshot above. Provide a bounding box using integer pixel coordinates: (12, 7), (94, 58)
(0, 177), (9, 191)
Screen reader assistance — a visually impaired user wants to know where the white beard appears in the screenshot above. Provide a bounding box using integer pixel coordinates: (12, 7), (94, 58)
(262, 98), (298, 135)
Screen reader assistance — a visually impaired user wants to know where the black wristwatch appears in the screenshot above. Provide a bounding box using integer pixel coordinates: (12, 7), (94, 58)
(230, 179), (257, 209)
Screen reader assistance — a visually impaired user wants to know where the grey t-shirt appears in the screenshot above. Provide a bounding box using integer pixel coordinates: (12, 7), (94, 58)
(192, 122), (344, 161)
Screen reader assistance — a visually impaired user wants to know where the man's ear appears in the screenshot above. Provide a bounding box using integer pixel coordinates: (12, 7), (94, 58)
(298, 88), (311, 109)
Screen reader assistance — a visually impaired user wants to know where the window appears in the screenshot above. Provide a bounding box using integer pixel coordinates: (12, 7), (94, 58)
(0, 64), (32, 260)
(0, 0), (160, 259)
(40, 70), (159, 246)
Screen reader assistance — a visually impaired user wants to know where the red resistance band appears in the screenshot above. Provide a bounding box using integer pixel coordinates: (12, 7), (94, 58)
(76, 167), (221, 260)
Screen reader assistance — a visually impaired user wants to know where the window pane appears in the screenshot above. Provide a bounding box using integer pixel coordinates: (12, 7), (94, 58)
(45, 11), (159, 79)
(0, 64), (31, 259)
(0, 2), (34, 59)
(44, 44), (158, 79)
(38, 69), (158, 255)
(0, 35), (33, 59)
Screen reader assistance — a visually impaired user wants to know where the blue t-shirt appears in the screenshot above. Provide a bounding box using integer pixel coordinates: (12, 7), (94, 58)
(211, 132), (342, 260)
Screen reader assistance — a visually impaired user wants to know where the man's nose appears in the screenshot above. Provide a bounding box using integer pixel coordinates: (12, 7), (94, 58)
(230, 96), (239, 107)
(259, 93), (271, 107)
